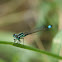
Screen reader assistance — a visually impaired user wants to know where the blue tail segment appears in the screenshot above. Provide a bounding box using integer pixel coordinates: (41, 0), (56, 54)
(48, 25), (52, 29)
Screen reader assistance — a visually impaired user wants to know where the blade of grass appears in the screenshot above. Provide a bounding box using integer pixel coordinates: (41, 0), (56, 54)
(0, 41), (62, 60)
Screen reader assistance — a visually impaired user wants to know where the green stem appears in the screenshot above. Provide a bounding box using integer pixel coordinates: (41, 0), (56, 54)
(0, 41), (62, 60)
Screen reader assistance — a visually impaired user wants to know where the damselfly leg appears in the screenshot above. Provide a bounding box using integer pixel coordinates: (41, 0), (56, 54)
(14, 39), (17, 43)
(20, 38), (24, 45)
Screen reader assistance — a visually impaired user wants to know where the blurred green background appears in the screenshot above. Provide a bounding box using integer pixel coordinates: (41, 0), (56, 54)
(0, 0), (62, 62)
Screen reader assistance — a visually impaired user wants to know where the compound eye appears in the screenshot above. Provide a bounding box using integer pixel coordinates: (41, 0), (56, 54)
(13, 34), (15, 35)
(13, 34), (16, 36)
(13, 34), (16, 37)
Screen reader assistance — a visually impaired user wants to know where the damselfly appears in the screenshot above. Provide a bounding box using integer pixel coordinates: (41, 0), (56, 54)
(13, 25), (52, 44)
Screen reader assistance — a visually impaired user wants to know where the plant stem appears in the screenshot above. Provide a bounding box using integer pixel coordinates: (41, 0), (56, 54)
(0, 41), (62, 60)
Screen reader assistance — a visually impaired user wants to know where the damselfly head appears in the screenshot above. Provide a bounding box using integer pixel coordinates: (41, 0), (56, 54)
(13, 34), (16, 37)
(13, 34), (20, 40)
